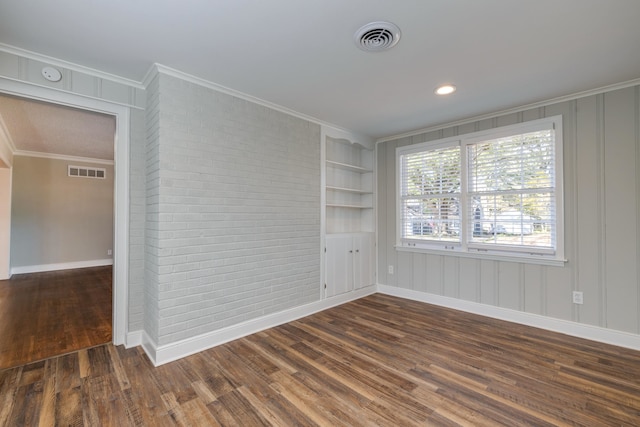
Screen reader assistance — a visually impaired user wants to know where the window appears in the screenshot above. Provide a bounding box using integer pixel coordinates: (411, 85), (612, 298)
(397, 116), (564, 264)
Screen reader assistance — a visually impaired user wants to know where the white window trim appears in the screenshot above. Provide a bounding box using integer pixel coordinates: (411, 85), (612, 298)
(396, 116), (565, 265)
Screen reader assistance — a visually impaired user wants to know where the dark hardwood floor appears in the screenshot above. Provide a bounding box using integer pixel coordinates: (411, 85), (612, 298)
(1, 293), (639, 426)
(0, 266), (112, 370)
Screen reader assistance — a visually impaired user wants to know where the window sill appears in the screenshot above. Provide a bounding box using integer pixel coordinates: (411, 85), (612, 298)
(395, 245), (567, 267)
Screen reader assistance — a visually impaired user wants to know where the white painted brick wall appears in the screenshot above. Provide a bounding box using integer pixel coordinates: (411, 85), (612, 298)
(144, 73), (161, 342)
(149, 72), (320, 346)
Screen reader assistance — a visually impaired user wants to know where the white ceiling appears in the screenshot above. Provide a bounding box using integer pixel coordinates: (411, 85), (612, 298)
(1, 0), (640, 139)
(0, 95), (115, 161)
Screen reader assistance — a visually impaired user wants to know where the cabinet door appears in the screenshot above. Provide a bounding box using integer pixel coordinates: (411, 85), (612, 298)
(353, 233), (374, 290)
(325, 236), (353, 297)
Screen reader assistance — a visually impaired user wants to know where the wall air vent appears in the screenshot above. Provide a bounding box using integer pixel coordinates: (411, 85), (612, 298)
(68, 165), (106, 179)
(354, 21), (401, 52)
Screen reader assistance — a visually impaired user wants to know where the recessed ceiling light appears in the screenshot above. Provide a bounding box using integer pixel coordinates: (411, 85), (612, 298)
(435, 84), (456, 95)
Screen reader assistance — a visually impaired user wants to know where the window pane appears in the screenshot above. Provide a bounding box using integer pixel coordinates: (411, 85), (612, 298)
(468, 192), (554, 248)
(402, 198), (460, 242)
(402, 146), (460, 197)
(468, 130), (554, 193)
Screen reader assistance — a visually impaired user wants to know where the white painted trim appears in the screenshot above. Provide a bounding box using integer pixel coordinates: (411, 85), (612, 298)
(0, 169), (11, 279)
(377, 284), (640, 352)
(11, 258), (113, 275)
(0, 116), (16, 167)
(144, 64), (360, 139)
(0, 116), (17, 153)
(377, 78), (640, 143)
(395, 245), (567, 267)
(321, 125), (374, 151)
(320, 127), (327, 301)
(125, 330), (143, 348)
(0, 77), (129, 347)
(0, 43), (145, 89)
(14, 150), (114, 165)
(141, 331), (157, 362)
(143, 286), (377, 366)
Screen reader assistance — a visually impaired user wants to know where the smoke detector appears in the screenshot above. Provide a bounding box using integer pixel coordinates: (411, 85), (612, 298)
(42, 66), (62, 82)
(354, 21), (401, 52)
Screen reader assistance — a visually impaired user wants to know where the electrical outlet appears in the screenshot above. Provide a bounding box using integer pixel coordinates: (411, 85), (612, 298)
(572, 291), (583, 305)
(388, 265), (394, 275)
(107, 249), (113, 256)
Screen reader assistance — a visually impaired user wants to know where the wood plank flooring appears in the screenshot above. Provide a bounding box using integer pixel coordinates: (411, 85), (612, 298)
(0, 266), (112, 370)
(2, 293), (640, 426)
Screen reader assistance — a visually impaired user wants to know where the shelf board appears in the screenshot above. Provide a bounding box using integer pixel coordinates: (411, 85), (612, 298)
(326, 185), (373, 194)
(326, 231), (375, 235)
(326, 203), (373, 209)
(326, 160), (373, 174)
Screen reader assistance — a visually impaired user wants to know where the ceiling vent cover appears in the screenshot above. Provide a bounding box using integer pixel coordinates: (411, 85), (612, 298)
(354, 21), (401, 52)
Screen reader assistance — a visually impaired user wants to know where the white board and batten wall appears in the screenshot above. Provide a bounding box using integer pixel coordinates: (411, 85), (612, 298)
(377, 84), (640, 347)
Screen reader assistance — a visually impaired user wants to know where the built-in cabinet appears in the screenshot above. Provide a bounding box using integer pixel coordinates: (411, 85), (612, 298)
(325, 233), (375, 297)
(322, 130), (375, 298)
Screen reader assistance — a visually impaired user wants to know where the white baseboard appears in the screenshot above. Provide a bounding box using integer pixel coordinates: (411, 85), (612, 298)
(125, 330), (143, 348)
(141, 331), (157, 363)
(11, 258), (113, 275)
(377, 284), (640, 352)
(142, 285), (377, 367)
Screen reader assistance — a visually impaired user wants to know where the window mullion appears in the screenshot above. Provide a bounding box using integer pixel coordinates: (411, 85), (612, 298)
(460, 141), (469, 251)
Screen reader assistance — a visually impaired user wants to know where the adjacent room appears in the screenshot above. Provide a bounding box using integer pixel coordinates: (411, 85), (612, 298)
(0, 95), (115, 369)
(0, 1), (639, 425)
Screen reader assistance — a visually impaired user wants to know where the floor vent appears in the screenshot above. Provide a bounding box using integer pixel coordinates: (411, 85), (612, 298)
(68, 165), (106, 179)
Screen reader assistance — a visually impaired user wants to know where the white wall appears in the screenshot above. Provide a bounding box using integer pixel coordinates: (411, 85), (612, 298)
(10, 156), (114, 271)
(378, 85), (640, 336)
(144, 68), (321, 347)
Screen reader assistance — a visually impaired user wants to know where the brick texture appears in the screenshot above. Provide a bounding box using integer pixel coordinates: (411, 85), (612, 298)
(146, 72), (321, 345)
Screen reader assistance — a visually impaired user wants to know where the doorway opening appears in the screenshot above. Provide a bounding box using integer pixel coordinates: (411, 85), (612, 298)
(0, 78), (130, 364)
(0, 93), (117, 369)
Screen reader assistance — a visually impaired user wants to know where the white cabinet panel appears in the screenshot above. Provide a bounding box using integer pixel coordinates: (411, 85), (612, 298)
(353, 233), (375, 290)
(326, 233), (374, 297)
(326, 235), (353, 297)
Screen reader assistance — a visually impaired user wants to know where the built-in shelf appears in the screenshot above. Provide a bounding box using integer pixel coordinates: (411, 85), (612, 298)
(324, 134), (375, 235)
(323, 131), (376, 300)
(326, 203), (373, 209)
(326, 160), (373, 174)
(326, 185), (373, 195)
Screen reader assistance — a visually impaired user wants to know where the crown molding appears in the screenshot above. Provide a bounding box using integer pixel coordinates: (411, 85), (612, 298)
(143, 63), (361, 137)
(377, 77), (640, 144)
(0, 43), (145, 90)
(14, 150), (114, 166)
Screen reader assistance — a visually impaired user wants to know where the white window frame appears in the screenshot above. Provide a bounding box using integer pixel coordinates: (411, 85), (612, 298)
(396, 116), (565, 266)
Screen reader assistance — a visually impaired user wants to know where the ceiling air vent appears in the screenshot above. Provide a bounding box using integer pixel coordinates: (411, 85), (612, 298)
(354, 21), (401, 52)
